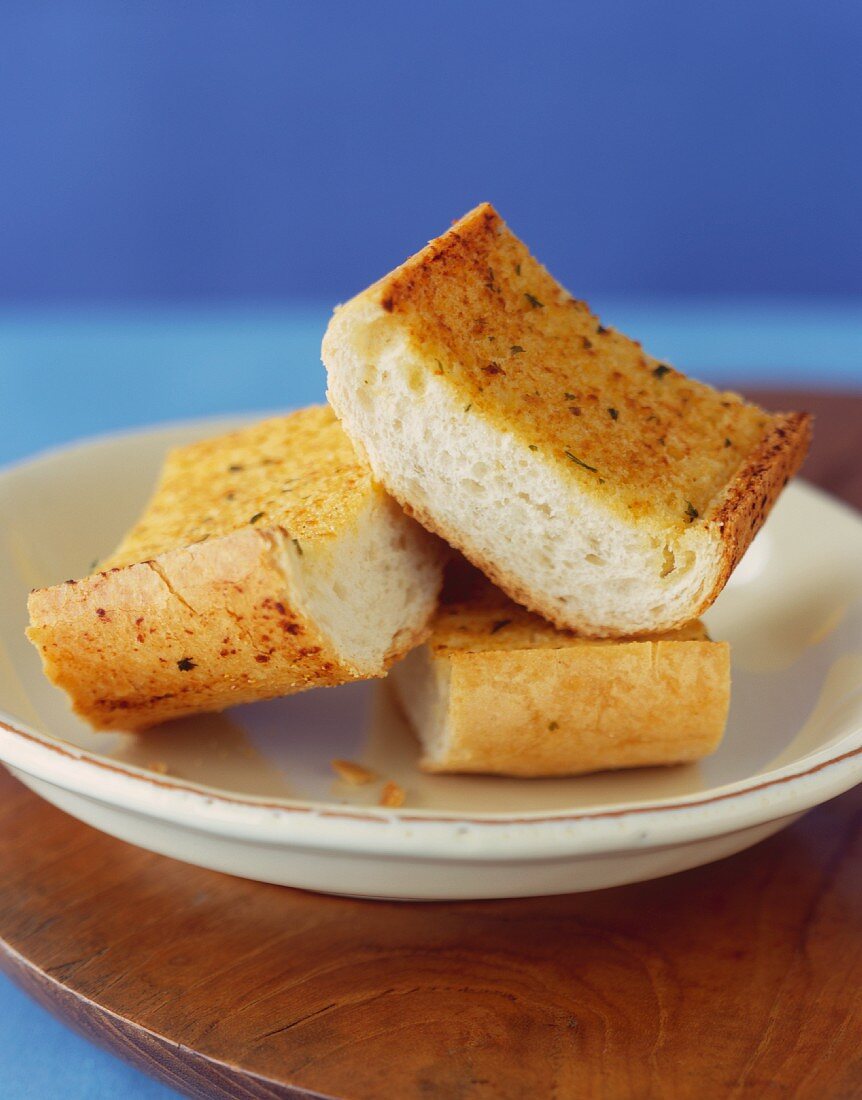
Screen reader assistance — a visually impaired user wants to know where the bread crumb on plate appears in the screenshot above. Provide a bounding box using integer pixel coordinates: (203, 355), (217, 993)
(379, 780), (406, 808)
(331, 758), (376, 785)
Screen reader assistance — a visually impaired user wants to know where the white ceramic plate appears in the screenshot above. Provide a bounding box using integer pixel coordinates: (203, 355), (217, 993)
(1, 419), (862, 900)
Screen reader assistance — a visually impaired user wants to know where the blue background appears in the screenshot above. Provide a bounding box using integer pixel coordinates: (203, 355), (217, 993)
(2, 0), (862, 304)
(1, 4), (861, 1098)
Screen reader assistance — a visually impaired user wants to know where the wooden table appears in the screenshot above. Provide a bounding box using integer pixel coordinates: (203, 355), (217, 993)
(1, 390), (860, 1100)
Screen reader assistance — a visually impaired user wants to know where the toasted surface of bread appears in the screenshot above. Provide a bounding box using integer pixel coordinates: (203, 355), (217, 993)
(390, 574), (730, 777)
(105, 406), (369, 567)
(28, 407), (444, 730)
(324, 203), (811, 635)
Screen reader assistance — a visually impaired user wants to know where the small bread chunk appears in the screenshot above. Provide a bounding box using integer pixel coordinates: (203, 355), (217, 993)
(390, 575), (730, 777)
(324, 202), (811, 636)
(28, 407), (444, 730)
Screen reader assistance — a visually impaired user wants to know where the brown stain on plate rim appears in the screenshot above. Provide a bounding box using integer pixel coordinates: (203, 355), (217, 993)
(1, 714), (860, 830)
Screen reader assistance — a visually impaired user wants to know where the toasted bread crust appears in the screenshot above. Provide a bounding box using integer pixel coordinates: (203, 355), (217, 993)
(359, 202), (798, 529)
(438, 638), (730, 776)
(27, 409), (439, 730)
(28, 528), (351, 730)
(700, 410), (813, 610)
(29, 526), (433, 732)
(391, 577), (730, 777)
(106, 406), (373, 568)
(325, 203), (812, 632)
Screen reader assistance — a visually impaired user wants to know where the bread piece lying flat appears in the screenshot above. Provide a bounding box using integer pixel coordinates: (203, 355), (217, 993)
(323, 203), (811, 636)
(390, 578), (730, 777)
(28, 407), (444, 730)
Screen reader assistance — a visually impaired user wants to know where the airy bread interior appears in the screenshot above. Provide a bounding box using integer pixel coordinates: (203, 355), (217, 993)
(278, 489), (443, 674)
(27, 407), (444, 729)
(324, 204), (811, 635)
(328, 310), (725, 634)
(99, 406), (444, 678)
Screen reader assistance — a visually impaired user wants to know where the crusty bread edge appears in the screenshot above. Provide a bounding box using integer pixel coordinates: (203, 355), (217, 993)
(333, 363), (812, 635)
(697, 409), (812, 614)
(326, 286), (812, 636)
(27, 527), (375, 732)
(392, 637), (731, 778)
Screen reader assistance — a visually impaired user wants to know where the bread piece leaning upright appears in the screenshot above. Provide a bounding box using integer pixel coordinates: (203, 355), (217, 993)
(323, 203), (812, 637)
(28, 406), (445, 730)
(390, 572), (730, 777)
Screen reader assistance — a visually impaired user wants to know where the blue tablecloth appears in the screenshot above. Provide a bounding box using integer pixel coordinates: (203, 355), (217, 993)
(1, 301), (860, 1099)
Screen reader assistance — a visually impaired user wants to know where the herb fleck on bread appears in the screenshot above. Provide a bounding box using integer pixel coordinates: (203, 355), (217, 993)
(391, 571), (730, 777)
(28, 407), (444, 730)
(324, 203), (811, 635)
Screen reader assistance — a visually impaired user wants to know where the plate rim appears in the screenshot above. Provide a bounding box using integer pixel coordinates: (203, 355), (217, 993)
(3, 708), (862, 860)
(2, 420), (862, 860)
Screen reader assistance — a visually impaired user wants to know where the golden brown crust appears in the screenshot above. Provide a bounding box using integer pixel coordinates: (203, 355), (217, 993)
(28, 529), (346, 730)
(391, 580), (725, 778)
(29, 527), (432, 732)
(26, 409), (435, 731)
(106, 406), (374, 568)
(329, 203), (812, 631)
(359, 202), (799, 530)
(392, 575), (730, 777)
(699, 410), (813, 610)
(437, 637), (729, 776)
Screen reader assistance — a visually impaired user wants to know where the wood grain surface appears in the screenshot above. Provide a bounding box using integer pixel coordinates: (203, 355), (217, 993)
(1, 389), (861, 1100)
